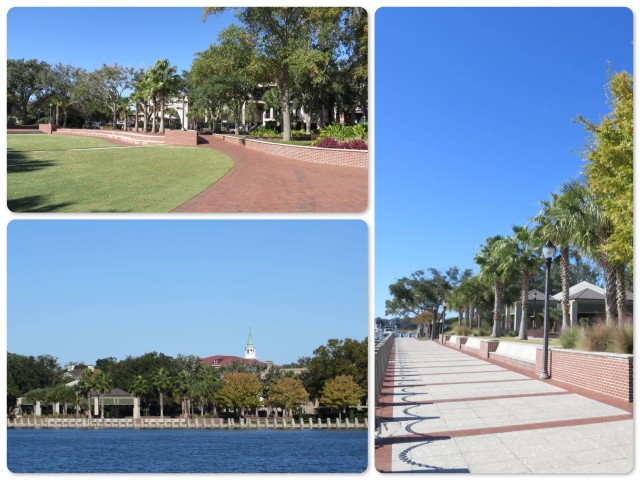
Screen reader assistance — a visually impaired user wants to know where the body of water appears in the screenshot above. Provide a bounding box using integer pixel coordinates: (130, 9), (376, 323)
(7, 428), (367, 473)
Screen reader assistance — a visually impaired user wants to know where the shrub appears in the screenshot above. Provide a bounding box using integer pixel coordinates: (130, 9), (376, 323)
(471, 325), (491, 337)
(316, 122), (368, 142)
(614, 323), (633, 354)
(7, 116), (18, 126)
(504, 330), (517, 337)
(559, 327), (581, 349)
(250, 126), (278, 138)
(451, 325), (472, 336)
(579, 323), (615, 352)
(290, 129), (309, 138)
(316, 137), (368, 150)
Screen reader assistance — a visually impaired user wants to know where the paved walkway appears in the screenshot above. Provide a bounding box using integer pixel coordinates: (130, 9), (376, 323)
(375, 338), (633, 473)
(173, 136), (368, 213)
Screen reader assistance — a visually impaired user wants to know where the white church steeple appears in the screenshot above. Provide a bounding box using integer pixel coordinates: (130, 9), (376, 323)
(244, 328), (256, 359)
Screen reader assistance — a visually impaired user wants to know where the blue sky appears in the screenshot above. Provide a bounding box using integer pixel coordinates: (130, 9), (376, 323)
(375, 7), (633, 318)
(7, 221), (368, 367)
(7, 7), (237, 73)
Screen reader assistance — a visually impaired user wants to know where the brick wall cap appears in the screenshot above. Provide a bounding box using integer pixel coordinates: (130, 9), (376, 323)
(550, 347), (632, 359)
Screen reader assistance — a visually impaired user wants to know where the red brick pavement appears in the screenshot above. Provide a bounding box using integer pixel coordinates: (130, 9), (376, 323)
(172, 136), (368, 213)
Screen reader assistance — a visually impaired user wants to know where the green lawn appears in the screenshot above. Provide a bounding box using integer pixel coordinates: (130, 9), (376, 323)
(8, 135), (126, 152)
(8, 135), (233, 212)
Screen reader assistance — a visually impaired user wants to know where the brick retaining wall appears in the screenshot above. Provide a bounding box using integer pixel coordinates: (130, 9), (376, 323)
(53, 128), (165, 145)
(38, 124), (57, 134)
(164, 130), (198, 146)
(212, 134), (368, 168)
(540, 348), (633, 402)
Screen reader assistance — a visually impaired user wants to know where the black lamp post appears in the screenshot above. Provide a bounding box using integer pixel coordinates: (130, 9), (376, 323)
(532, 291), (537, 329)
(540, 240), (556, 379)
(49, 103), (53, 125)
(440, 301), (447, 344)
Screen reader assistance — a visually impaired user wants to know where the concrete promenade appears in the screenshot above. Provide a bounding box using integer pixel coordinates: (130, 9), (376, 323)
(375, 338), (633, 473)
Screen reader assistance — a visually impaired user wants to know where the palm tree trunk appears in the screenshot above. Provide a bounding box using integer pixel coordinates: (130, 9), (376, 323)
(601, 257), (617, 325)
(491, 279), (503, 337)
(159, 98), (166, 134)
(560, 245), (571, 330)
(159, 392), (164, 419)
(281, 66), (291, 141)
(100, 394), (105, 419)
(518, 271), (529, 340)
(615, 265), (627, 325)
(152, 100), (157, 133)
(142, 104), (148, 133)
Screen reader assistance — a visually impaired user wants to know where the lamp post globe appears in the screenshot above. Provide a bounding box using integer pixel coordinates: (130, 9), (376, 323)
(540, 240), (556, 379)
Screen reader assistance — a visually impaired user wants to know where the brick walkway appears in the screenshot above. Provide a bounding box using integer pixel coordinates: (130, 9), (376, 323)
(172, 136), (368, 213)
(375, 338), (633, 473)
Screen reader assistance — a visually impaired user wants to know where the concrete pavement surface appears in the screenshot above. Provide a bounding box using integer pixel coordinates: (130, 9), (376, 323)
(375, 338), (633, 473)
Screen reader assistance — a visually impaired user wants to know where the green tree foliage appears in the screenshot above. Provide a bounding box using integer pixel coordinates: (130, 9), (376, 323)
(214, 372), (263, 418)
(267, 377), (309, 417)
(7, 353), (64, 415)
(578, 71), (633, 270)
(319, 374), (364, 420)
(302, 338), (367, 401)
(7, 58), (48, 124)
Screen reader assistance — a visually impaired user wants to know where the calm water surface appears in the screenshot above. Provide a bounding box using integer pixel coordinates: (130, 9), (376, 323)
(7, 428), (367, 473)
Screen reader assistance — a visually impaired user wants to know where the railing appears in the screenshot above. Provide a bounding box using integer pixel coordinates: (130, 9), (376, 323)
(374, 333), (395, 406)
(8, 416), (368, 430)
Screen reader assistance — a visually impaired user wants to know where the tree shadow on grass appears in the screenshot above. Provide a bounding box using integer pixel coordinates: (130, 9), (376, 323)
(7, 196), (75, 212)
(7, 152), (56, 173)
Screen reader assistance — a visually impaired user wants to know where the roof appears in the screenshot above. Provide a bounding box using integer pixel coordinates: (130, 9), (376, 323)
(549, 281), (631, 301)
(527, 289), (545, 301)
(201, 355), (266, 367)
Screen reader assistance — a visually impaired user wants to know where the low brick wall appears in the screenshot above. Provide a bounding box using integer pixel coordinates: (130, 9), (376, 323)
(38, 124), (57, 134)
(211, 134), (368, 168)
(540, 348), (633, 402)
(480, 340), (500, 358)
(165, 130), (198, 146)
(490, 352), (537, 374)
(54, 128), (165, 145)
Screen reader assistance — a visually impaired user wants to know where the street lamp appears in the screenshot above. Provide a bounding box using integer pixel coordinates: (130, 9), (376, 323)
(540, 240), (556, 379)
(49, 103), (53, 125)
(440, 301), (447, 345)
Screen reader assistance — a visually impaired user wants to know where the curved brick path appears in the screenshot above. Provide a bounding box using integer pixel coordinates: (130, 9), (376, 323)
(375, 338), (633, 473)
(172, 136), (368, 213)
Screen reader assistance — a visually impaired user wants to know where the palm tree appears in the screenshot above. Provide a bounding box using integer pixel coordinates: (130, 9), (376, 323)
(534, 188), (584, 330)
(147, 59), (181, 134)
(93, 371), (113, 419)
(152, 368), (172, 418)
(174, 370), (193, 418)
(560, 179), (618, 325)
(129, 375), (148, 419)
(475, 236), (512, 337)
(499, 226), (542, 339)
(77, 369), (97, 419)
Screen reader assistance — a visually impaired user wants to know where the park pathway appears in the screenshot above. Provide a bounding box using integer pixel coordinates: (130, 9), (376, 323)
(173, 136), (368, 213)
(375, 338), (633, 473)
